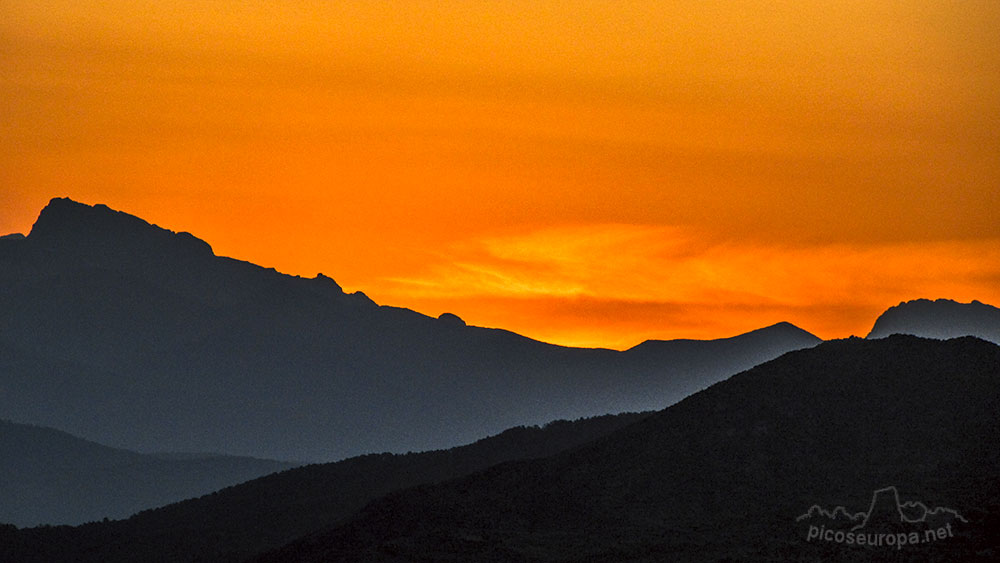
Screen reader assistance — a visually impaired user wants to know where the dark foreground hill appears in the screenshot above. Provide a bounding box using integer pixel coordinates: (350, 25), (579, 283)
(0, 198), (821, 461)
(254, 336), (1000, 562)
(0, 412), (647, 563)
(867, 298), (1000, 344)
(0, 420), (294, 527)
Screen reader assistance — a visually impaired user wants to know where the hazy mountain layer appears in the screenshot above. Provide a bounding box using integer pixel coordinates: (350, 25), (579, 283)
(254, 336), (1000, 562)
(867, 298), (1000, 344)
(0, 198), (821, 461)
(0, 412), (647, 563)
(0, 420), (294, 527)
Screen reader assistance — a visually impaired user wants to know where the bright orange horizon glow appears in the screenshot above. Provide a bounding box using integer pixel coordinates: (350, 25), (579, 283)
(3, 1), (999, 349)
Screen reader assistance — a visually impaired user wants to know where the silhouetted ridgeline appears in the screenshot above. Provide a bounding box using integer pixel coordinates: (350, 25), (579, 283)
(0, 419), (295, 527)
(0, 412), (647, 563)
(867, 298), (1000, 344)
(0, 198), (821, 461)
(252, 336), (1000, 562)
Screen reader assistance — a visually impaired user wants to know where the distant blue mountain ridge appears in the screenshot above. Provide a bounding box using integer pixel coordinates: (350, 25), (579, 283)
(0, 198), (824, 462)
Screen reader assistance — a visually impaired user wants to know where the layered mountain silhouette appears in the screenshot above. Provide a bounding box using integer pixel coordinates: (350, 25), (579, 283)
(243, 336), (999, 562)
(0, 198), (822, 461)
(867, 298), (1000, 344)
(0, 419), (294, 527)
(0, 412), (647, 563)
(2, 198), (996, 561)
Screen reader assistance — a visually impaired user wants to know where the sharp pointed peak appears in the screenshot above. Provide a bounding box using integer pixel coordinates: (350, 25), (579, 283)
(27, 197), (214, 257)
(31, 197), (148, 238)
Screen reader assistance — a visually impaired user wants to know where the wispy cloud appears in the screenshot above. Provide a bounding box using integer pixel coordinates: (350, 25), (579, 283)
(366, 225), (1000, 348)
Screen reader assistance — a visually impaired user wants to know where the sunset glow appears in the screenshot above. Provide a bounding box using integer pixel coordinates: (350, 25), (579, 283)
(3, 1), (998, 348)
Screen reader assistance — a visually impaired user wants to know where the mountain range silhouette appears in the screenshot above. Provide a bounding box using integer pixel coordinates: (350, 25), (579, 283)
(4, 335), (997, 562)
(0, 419), (294, 527)
(244, 335), (999, 562)
(0, 198), (997, 561)
(0, 198), (822, 461)
(1, 412), (648, 562)
(867, 298), (1000, 344)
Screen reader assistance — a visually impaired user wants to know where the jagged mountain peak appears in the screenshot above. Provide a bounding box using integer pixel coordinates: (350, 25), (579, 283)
(311, 272), (343, 292)
(27, 197), (214, 258)
(0, 197), (837, 462)
(867, 298), (1000, 344)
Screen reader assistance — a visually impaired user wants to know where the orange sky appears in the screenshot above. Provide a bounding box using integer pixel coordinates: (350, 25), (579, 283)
(2, 1), (999, 348)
